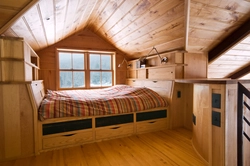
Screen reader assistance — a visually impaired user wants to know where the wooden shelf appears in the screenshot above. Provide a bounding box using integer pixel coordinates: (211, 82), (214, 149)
(0, 37), (40, 82)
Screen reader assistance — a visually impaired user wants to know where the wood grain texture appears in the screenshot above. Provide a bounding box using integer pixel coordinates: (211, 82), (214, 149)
(0, 128), (206, 166)
(37, 28), (127, 90)
(2, 0), (250, 79)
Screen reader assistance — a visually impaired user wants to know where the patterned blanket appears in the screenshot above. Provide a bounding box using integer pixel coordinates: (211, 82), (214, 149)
(38, 85), (168, 120)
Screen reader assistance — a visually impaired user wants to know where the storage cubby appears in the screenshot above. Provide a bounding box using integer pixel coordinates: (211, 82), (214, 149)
(0, 36), (40, 82)
(0, 36), (41, 161)
(126, 52), (185, 80)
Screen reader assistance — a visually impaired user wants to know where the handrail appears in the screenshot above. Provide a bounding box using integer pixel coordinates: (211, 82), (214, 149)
(237, 82), (250, 166)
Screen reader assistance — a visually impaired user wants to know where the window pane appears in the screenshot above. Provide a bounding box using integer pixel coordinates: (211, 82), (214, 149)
(90, 72), (101, 87)
(90, 54), (100, 70)
(101, 55), (111, 70)
(60, 71), (72, 88)
(73, 71), (85, 87)
(73, 53), (84, 69)
(59, 52), (71, 69)
(102, 72), (112, 86)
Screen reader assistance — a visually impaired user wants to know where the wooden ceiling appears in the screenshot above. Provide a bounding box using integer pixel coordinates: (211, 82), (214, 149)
(1, 0), (250, 79)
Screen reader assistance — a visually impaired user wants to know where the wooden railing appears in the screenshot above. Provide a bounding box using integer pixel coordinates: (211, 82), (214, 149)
(237, 82), (250, 166)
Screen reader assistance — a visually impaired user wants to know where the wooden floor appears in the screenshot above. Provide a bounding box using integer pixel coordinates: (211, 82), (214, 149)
(0, 128), (206, 166)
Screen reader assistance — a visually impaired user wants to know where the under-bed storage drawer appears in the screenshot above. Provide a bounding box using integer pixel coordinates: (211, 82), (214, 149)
(136, 110), (167, 133)
(43, 130), (93, 149)
(136, 118), (168, 133)
(43, 119), (92, 135)
(95, 114), (134, 140)
(42, 118), (94, 150)
(95, 123), (134, 140)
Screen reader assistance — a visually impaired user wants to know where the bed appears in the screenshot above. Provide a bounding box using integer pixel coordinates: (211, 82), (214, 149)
(33, 82), (171, 153)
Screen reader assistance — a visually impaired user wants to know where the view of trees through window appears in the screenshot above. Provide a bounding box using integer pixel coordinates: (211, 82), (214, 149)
(58, 50), (113, 89)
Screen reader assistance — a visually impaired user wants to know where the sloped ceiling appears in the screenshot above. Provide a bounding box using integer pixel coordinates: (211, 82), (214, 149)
(1, 0), (250, 79)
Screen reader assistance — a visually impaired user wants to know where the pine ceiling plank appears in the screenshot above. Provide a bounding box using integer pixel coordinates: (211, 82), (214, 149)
(61, 0), (80, 39)
(38, 0), (55, 46)
(112, 0), (183, 44)
(188, 37), (220, 52)
(192, 0), (250, 14)
(209, 60), (248, 65)
(227, 64), (250, 79)
(189, 28), (227, 40)
(97, 0), (141, 39)
(93, 0), (125, 32)
(190, 1), (245, 24)
(189, 16), (240, 32)
(232, 43), (250, 50)
(225, 49), (250, 56)
(216, 55), (250, 61)
(75, 0), (98, 31)
(0, 0), (38, 34)
(106, 0), (162, 40)
(22, 4), (47, 49)
(53, 0), (68, 42)
(120, 16), (184, 51)
(114, 1), (184, 47)
(86, 0), (109, 29)
(10, 18), (40, 50)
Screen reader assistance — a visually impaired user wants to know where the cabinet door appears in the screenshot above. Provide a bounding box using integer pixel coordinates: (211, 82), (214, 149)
(0, 84), (35, 161)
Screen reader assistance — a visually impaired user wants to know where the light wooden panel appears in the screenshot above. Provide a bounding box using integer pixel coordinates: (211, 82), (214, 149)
(1, 0), (250, 79)
(188, 0), (250, 52)
(37, 29), (127, 91)
(192, 84), (210, 163)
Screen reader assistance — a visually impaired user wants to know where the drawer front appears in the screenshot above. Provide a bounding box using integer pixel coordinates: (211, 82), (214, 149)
(136, 118), (168, 134)
(95, 123), (134, 140)
(126, 79), (143, 87)
(43, 130), (93, 149)
(148, 67), (175, 79)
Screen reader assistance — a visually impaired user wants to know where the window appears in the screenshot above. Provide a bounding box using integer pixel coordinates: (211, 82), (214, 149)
(57, 49), (114, 89)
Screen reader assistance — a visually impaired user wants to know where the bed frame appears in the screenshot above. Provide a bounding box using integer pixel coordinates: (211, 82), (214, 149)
(32, 80), (173, 154)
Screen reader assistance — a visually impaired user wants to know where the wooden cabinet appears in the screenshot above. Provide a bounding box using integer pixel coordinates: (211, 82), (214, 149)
(0, 82), (40, 161)
(175, 79), (250, 166)
(0, 37), (41, 162)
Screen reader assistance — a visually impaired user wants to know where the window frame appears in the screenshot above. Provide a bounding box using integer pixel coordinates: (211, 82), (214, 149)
(56, 48), (115, 90)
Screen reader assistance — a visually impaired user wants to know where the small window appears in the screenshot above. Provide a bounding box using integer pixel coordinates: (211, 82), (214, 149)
(89, 53), (112, 87)
(58, 52), (85, 88)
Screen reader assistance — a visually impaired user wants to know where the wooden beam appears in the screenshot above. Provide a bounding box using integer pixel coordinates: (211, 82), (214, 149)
(227, 64), (250, 79)
(208, 17), (250, 63)
(184, 0), (190, 51)
(0, 0), (39, 34)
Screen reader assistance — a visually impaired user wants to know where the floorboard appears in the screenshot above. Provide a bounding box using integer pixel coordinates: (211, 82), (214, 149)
(0, 128), (207, 166)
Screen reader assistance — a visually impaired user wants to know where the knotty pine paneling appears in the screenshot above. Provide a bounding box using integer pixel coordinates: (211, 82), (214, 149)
(37, 28), (126, 91)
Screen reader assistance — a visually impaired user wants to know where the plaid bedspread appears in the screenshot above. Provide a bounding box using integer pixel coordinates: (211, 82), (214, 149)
(38, 85), (168, 120)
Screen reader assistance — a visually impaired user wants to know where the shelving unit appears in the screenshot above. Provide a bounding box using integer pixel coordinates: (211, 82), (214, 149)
(126, 52), (186, 81)
(0, 36), (40, 82)
(0, 36), (43, 161)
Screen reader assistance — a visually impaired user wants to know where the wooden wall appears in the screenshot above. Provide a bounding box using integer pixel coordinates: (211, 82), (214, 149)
(37, 28), (127, 91)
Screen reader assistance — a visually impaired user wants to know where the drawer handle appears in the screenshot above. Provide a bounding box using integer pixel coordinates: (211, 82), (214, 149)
(133, 80), (136, 82)
(111, 126), (120, 130)
(63, 133), (75, 137)
(153, 81), (157, 83)
(149, 121), (156, 124)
